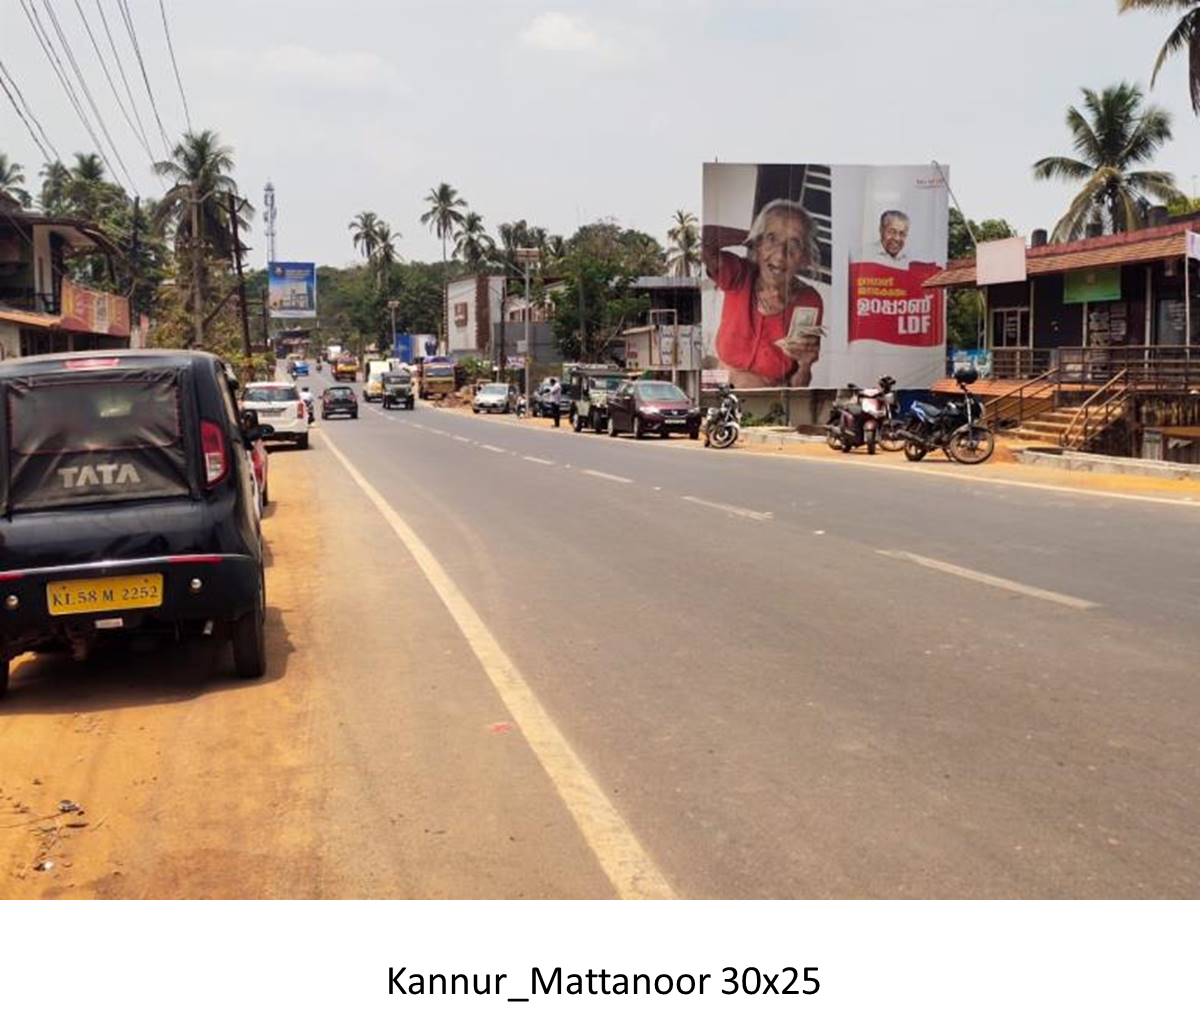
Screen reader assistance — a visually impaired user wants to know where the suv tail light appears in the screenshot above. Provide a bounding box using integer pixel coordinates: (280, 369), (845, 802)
(200, 419), (228, 487)
(296, 401), (306, 418)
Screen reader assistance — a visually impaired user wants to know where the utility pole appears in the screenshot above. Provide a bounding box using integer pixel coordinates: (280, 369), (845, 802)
(388, 298), (399, 359)
(129, 196), (140, 338)
(228, 193), (253, 360)
(515, 247), (540, 394)
(190, 183), (204, 350)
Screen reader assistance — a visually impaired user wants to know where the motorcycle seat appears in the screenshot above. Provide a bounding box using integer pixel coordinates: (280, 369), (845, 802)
(911, 401), (944, 419)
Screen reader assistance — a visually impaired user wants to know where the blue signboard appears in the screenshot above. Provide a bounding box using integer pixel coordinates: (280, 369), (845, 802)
(393, 333), (413, 363)
(268, 262), (317, 319)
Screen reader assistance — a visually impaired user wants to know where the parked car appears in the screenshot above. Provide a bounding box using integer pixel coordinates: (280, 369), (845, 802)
(321, 385), (359, 419)
(382, 371), (415, 410)
(241, 381), (310, 448)
(568, 367), (631, 433)
(472, 382), (515, 414)
(608, 380), (701, 439)
(0, 349), (270, 693)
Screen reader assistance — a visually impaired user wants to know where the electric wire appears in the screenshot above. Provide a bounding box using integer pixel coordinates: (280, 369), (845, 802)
(40, 0), (137, 193)
(0, 56), (61, 163)
(95, 0), (153, 161)
(0, 66), (53, 166)
(74, 0), (156, 163)
(116, 0), (173, 155)
(158, 0), (191, 133)
(19, 0), (123, 187)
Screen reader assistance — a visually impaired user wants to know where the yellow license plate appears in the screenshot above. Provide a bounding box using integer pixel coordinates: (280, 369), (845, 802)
(46, 574), (164, 616)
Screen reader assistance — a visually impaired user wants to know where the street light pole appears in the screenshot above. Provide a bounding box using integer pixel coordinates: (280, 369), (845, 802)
(388, 298), (399, 360)
(514, 247), (541, 398)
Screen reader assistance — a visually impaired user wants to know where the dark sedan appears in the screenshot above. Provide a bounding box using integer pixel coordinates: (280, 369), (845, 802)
(320, 385), (359, 419)
(608, 380), (701, 439)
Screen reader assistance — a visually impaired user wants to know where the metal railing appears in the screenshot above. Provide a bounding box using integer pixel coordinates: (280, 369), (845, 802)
(1059, 369), (1131, 450)
(984, 347), (1055, 380)
(982, 366), (1058, 429)
(0, 286), (58, 314)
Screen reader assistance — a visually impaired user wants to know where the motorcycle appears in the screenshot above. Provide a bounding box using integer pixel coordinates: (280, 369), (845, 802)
(299, 388), (315, 424)
(826, 379), (890, 454)
(514, 393), (529, 418)
(703, 384), (741, 449)
(875, 376), (906, 452)
(900, 367), (995, 464)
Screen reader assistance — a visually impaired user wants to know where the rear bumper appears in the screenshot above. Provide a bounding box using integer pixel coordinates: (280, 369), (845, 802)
(1, 553), (262, 653)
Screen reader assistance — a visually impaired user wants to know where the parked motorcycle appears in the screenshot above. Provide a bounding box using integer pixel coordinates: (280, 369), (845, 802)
(826, 379), (890, 454)
(900, 367), (995, 464)
(514, 393), (529, 418)
(703, 384), (742, 449)
(875, 376), (906, 452)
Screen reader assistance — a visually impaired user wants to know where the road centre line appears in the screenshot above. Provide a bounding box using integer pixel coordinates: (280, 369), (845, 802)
(876, 549), (1100, 610)
(522, 455), (556, 465)
(680, 496), (773, 521)
(481, 444), (507, 453)
(452, 435), (470, 443)
(581, 469), (633, 484)
(320, 433), (674, 900)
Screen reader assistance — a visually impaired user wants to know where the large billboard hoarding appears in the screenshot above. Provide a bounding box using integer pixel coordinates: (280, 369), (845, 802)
(268, 262), (317, 319)
(702, 164), (948, 390)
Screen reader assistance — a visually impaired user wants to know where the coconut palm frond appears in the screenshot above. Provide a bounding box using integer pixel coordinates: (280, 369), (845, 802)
(1033, 156), (1094, 182)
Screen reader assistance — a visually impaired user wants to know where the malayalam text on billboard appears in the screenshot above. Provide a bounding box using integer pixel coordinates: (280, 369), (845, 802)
(701, 164), (949, 389)
(268, 262), (317, 319)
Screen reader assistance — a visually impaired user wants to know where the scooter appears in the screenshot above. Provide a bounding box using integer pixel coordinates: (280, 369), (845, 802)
(514, 393), (529, 418)
(826, 380), (889, 454)
(703, 384), (742, 449)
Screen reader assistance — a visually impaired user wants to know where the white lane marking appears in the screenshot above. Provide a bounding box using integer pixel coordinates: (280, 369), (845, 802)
(428, 428), (449, 436)
(481, 444), (507, 454)
(582, 469), (633, 484)
(522, 455), (555, 465)
(876, 549), (1100, 610)
(320, 434), (673, 900)
(452, 435), (470, 443)
(681, 495), (773, 521)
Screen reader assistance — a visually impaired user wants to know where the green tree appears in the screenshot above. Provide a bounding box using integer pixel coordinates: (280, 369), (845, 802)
(551, 253), (648, 361)
(39, 160), (70, 215)
(348, 210), (382, 261)
(946, 210), (1018, 348)
(667, 209), (700, 276)
(1033, 82), (1183, 240)
(453, 211), (493, 268)
(0, 153), (31, 207)
(371, 220), (402, 288)
(420, 182), (467, 265)
(1167, 193), (1201, 214)
(1119, 0), (1200, 113)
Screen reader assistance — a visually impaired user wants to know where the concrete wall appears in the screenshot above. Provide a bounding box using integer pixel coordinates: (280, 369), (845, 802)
(446, 275), (504, 354)
(0, 322), (21, 360)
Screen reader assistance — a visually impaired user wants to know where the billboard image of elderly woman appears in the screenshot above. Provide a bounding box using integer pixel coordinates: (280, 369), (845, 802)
(701, 164), (832, 388)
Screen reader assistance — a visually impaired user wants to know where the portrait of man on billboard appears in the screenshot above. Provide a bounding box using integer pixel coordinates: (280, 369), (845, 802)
(702, 164), (831, 388)
(871, 209), (911, 268)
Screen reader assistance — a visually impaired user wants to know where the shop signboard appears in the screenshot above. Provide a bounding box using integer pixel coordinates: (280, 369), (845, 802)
(1063, 267), (1121, 304)
(58, 279), (131, 336)
(951, 349), (992, 377)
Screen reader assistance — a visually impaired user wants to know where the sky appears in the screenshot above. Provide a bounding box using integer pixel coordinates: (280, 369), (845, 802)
(1, 0), (1200, 268)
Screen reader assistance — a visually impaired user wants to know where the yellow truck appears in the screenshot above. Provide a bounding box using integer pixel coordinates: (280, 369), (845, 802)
(417, 357), (456, 400)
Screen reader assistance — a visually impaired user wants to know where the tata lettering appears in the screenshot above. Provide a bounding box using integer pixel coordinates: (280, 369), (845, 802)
(56, 463), (143, 488)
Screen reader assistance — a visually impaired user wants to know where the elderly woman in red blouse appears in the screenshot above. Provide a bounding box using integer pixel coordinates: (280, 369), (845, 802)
(703, 199), (825, 388)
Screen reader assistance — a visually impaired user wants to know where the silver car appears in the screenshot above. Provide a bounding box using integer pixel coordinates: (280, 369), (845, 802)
(473, 383), (515, 414)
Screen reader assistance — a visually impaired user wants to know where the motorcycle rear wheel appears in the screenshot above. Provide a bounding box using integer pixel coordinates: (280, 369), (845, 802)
(947, 424), (996, 465)
(826, 428), (844, 451)
(904, 441), (927, 462)
(878, 419), (906, 452)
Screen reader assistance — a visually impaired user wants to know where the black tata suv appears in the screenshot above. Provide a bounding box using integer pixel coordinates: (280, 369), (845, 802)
(0, 349), (268, 695)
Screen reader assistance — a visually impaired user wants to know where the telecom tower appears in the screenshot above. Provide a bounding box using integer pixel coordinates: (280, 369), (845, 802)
(263, 181), (277, 264)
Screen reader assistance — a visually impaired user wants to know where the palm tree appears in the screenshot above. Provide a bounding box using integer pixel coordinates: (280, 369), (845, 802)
(419, 182), (467, 265)
(39, 160), (70, 215)
(153, 130), (245, 261)
(667, 209), (700, 276)
(370, 220), (402, 287)
(349, 210), (382, 262)
(1033, 83), (1183, 240)
(453, 211), (493, 268)
(0, 153), (31, 207)
(1120, 0), (1200, 114)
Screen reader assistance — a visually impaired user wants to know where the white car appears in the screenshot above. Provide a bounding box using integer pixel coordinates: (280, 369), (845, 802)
(241, 381), (310, 449)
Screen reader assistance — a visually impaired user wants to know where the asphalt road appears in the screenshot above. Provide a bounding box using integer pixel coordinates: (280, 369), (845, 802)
(2, 368), (1197, 899)
(308, 369), (1198, 898)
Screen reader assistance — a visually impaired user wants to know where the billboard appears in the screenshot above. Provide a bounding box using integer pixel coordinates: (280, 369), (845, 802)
(268, 262), (317, 319)
(59, 278), (131, 336)
(702, 164), (948, 389)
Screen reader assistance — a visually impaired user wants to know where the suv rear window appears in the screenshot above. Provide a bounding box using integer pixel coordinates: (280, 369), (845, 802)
(7, 370), (190, 511)
(243, 385), (299, 403)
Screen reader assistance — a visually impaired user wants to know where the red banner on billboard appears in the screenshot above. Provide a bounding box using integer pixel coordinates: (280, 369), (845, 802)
(59, 278), (131, 337)
(847, 260), (944, 347)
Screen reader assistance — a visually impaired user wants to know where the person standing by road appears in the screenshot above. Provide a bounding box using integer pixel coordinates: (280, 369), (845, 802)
(548, 378), (562, 427)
